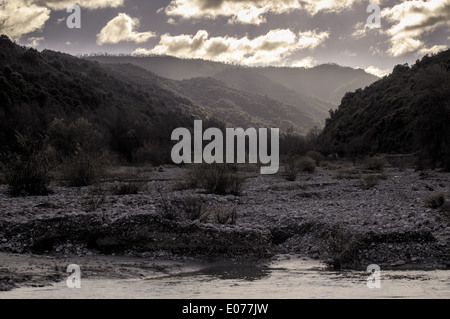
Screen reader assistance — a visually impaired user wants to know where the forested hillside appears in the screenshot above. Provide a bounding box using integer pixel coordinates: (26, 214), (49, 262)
(87, 55), (378, 120)
(320, 50), (450, 170)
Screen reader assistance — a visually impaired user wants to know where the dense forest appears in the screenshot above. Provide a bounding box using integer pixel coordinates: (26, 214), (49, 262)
(0, 35), (319, 173)
(0, 35), (202, 164)
(320, 49), (450, 170)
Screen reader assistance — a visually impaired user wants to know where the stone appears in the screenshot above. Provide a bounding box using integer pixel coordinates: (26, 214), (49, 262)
(393, 260), (406, 266)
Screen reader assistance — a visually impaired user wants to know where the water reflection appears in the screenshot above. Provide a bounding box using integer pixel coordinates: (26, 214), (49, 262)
(196, 264), (270, 281)
(1, 256), (449, 299)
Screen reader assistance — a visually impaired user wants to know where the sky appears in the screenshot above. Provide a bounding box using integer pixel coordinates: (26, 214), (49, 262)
(1, 0), (449, 77)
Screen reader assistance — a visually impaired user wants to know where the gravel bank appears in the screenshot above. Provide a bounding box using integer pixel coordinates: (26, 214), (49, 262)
(0, 164), (449, 291)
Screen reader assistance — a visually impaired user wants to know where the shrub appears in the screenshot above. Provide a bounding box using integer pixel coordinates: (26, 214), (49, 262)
(157, 188), (178, 220)
(282, 154), (301, 181)
(185, 164), (244, 195)
(306, 151), (325, 166)
(84, 186), (106, 212)
(282, 155), (317, 181)
(111, 182), (143, 195)
(424, 192), (445, 209)
(156, 191), (210, 222)
(324, 224), (362, 270)
(356, 174), (382, 190)
(179, 195), (208, 221)
(62, 149), (108, 187)
(300, 156), (317, 173)
(1, 133), (52, 196)
(363, 156), (386, 172)
(49, 117), (103, 159)
(210, 205), (238, 225)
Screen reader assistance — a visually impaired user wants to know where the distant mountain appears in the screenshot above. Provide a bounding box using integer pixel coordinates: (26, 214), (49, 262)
(103, 63), (320, 133)
(255, 64), (379, 105)
(213, 68), (333, 122)
(86, 55), (232, 80)
(87, 55), (379, 119)
(320, 49), (450, 170)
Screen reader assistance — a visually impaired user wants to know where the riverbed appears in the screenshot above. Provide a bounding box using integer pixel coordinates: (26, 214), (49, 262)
(1, 255), (448, 299)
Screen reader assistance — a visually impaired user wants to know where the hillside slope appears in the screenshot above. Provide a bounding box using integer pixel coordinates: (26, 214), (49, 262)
(86, 55), (378, 120)
(103, 63), (320, 133)
(320, 50), (450, 170)
(0, 35), (202, 162)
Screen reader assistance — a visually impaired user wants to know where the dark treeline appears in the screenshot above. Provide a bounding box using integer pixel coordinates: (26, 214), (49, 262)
(320, 49), (450, 171)
(0, 35), (198, 166)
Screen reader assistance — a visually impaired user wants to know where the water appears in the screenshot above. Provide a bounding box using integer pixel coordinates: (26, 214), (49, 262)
(1, 256), (449, 299)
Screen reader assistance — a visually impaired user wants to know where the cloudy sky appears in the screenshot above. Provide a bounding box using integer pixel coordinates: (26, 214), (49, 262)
(1, 0), (449, 76)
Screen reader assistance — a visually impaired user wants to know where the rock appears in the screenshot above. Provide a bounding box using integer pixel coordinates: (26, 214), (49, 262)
(312, 253), (319, 259)
(309, 246), (320, 254)
(391, 260), (406, 266)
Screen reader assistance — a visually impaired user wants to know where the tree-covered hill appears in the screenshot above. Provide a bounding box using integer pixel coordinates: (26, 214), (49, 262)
(320, 49), (450, 170)
(97, 62), (320, 133)
(0, 35), (199, 162)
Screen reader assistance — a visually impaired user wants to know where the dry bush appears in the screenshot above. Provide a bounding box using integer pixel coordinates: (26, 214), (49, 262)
(157, 190), (210, 222)
(84, 186), (106, 212)
(179, 195), (209, 221)
(1, 133), (52, 196)
(424, 192), (445, 209)
(324, 224), (362, 270)
(300, 156), (317, 173)
(182, 163), (245, 195)
(282, 155), (316, 181)
(306, 151), (325, 166)
(363, 156), (387, 172)
(111, 182), (143, 195)
(62, 149), (109, 187)
(205, 205), (238, 225)
(356, 174), (387, 190)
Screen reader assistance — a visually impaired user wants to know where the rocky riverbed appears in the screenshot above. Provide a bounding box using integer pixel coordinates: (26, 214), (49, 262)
(0, 163), (449, 291)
